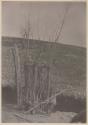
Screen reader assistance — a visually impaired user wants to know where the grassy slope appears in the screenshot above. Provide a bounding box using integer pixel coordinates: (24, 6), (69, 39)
(2, 36), (86, 98)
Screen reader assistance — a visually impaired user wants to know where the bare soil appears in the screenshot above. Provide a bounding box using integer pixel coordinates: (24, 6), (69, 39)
(2, 104), (76, 123)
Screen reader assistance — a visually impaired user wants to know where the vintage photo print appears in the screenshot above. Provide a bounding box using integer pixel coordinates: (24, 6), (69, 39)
(1, 1), (86, 123)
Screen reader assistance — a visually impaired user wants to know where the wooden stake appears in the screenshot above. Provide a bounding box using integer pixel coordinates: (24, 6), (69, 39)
(14, 44), (22, 107)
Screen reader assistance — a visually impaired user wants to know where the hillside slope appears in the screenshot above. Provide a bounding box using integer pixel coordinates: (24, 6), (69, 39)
(2, 36), (86, 98)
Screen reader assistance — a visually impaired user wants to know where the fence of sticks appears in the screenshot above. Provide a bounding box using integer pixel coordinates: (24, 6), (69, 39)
(11, 41), (74, 115)
(12, 42), (56, 114)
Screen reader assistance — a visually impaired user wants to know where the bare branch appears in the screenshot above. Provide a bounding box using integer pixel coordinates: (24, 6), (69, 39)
(54, 4), (71, 43)
(20, 16), (32, 39)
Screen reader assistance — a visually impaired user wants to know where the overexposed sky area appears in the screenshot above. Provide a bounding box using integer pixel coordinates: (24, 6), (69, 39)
(2, 1), (86, 47)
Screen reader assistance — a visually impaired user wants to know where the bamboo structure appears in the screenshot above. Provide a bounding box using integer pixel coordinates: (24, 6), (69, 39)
(23, 63), (50, 113)
(13, 4), (71, 113)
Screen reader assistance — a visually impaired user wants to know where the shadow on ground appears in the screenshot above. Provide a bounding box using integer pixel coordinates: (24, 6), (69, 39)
(53, 94), (86, 113)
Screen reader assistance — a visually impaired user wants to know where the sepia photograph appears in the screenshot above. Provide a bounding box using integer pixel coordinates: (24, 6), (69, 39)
(1, 1), (86, 123)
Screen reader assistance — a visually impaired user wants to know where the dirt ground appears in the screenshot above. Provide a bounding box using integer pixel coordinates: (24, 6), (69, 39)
(2, 104), (76, 123)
